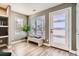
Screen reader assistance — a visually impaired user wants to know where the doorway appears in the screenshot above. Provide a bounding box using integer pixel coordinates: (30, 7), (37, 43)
(49, 8), (71, 50)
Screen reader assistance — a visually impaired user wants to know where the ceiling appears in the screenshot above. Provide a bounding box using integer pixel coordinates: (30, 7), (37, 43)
(7, 3), (61, 15)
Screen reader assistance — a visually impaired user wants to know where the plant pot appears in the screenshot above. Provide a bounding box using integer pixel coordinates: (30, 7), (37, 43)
(25, 37), (28, 39)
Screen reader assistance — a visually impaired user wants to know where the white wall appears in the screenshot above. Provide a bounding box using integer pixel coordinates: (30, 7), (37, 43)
(9, 11), (27, 42)
(76, 4), (79, 49)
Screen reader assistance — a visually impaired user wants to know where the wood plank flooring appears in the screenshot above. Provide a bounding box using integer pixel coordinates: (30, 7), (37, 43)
(10, 41), (76, 56)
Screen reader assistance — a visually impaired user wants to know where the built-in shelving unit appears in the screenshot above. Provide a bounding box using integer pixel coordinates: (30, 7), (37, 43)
(0, 4), (10, 49)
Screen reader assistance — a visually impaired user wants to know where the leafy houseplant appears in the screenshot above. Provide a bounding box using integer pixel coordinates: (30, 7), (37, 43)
(21, 24), (30, 39)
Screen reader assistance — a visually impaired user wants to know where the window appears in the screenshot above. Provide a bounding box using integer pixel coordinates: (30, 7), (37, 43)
(29, 16), (45, 38)
(15, 17), (23, 32)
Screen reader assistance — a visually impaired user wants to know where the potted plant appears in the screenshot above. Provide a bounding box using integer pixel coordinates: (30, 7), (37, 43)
(21, 24), (30, 39)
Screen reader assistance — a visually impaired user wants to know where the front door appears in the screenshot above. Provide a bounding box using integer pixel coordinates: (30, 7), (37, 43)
(49, 8), (71, 50)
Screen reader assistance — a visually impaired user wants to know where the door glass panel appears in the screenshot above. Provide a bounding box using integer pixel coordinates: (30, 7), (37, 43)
(53, 30), (65, 36)
(53, 22), (65, 28)
(52, 12), (66, 44)
(53, 37), (65, 44)
(53, 13), (65, 21)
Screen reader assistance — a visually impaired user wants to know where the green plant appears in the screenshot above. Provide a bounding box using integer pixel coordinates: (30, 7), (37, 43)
(21, 24), (30, 32)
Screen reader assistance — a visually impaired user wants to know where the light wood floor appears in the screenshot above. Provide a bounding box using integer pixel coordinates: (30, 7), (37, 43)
(9, 40), (76, 56)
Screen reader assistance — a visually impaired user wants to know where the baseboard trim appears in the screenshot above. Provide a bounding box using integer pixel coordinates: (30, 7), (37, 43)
(77, 49), (79, 56)
(11, 39), (26, 45)
(43, 43), (51, 47)
(77, 52), (79, 56)
(69, 50), (77, 54)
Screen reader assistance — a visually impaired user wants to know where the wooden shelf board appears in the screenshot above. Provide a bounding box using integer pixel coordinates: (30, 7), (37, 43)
(0, 15), (8, 18)
(0, 44), (7, 47)
(0, 26), (8, 27)
(0, 35), (8, 38)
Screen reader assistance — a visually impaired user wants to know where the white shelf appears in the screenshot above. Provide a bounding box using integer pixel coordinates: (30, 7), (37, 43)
(0, 26), (8, 27)
(0, 15), (8, 18)
(0, 35), (8, 38)
(0, 44), (7, 47)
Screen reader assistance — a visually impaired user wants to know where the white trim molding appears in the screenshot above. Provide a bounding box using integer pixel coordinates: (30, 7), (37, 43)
(69, 50), (77, 54)
(43, 43), (51, 47)
(77, 49), (79, 56)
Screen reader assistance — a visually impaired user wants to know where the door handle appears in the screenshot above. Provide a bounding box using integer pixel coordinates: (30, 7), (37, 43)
(50, 29), (53, 33)
(77, 34), (79, 35)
